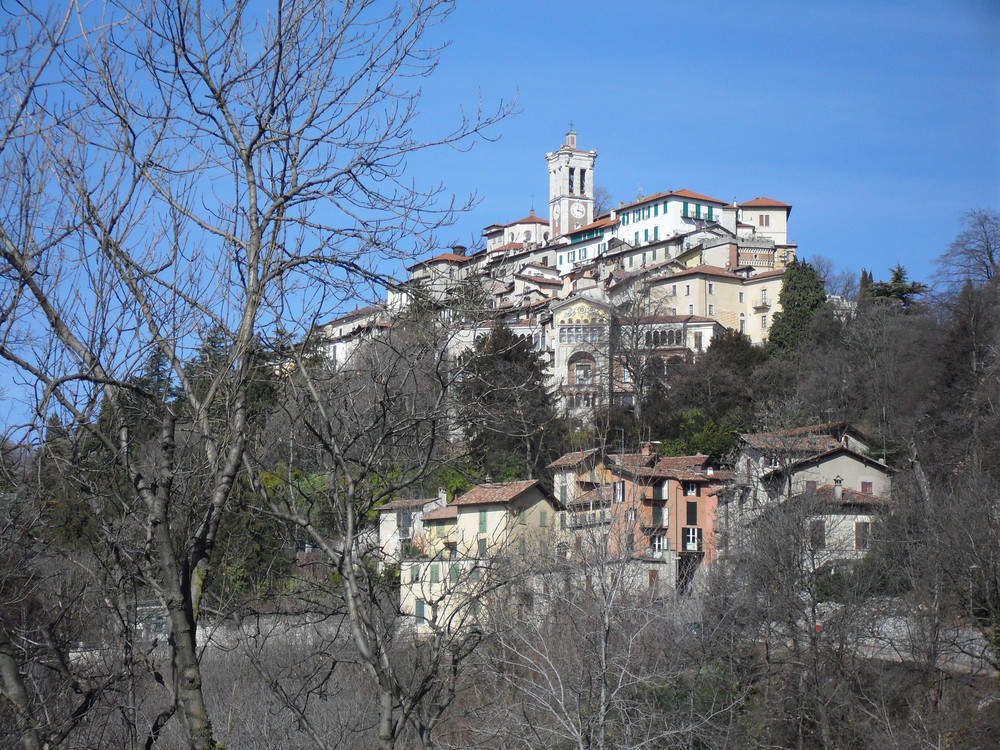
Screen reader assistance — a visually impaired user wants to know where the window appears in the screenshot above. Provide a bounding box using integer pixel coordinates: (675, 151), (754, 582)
(644, 229), (649, 242)
(540, 510), (548, 527)
(558, 254), (563, 265)
(580, 168), (586, 194)
(683, 527), (702, 551)
(634, 232), (639, 246)
(855, 521), (871, 550)
(761, 315), (768, 328)
(568, 167), (575, 193)
(688, 304), (694, 315)
(685, 285), (691, 296)
(684, 482), (699, 497)
(518, 537), (526, 555)
(739, 291), (745, 303)
(653, 226), (659, 241)
(415, 599), (425, 621)
(625, 508), (637, 522)
(671, 284), (677, 297)
(649, 569), (659, 589)
(479, 511), (487, 533)
(518, 510), (528, 525)
(430, 564), (439, 583)
(861, 481), (873, 494)
(805, 480), (818, 491)
(409, 564), (419, 583)
(477, 538), (487, 556)
(436, 523), (445, 538)
(739, 316), (746, 334)
(708, 282), (715, 294)
(686, 500), (698, 525)
(810, 520), (826, 549)
(575, 361), (592, 384)
(708, 304), (715, 315)
(621, 368), (632, 383)
(450, 564), (459, 583)
(759, 214), (770, 227)
(694, 332), (703, 350)
(568, 250), (576, 262)
(614, 481), (625, 503)
(652, 504), (665, 526)
(651, 534), (667, 552)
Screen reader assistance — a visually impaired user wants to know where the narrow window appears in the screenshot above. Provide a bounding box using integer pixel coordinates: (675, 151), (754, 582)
(479, 510), (487, 533)
(415, 599), (425, 621)
(569, 167), (575, 193)
(686, 500), (698, 526)
(855, 521), (871, 550)
(739, 291), (745, 303)
(810, 520), (826, 549)
(580, 168), (587, 195)
(477, 538), (487, 556)
(450, 564), (459, 583)
(708, 304), (715, 315)
(430, 564), (439, 583)
(625, 508), (637, 522)
(540, 510), (548, 527)
(861, 481), (873, 494)
(409, 564), (419, 583)
(708, 282), (715, 294)
(518, 537), (526, 555)
(685, 285), (691, 296)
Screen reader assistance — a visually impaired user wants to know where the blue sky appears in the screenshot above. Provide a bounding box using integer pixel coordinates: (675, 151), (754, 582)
(409, 0), (999, 287)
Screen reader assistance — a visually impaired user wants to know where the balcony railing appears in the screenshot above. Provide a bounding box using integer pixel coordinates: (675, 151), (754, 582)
(567, 509), (611, 528)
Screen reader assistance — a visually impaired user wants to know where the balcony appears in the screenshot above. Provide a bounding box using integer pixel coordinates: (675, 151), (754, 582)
(753, 297), (771, 311)
(567, 509), (611, 528)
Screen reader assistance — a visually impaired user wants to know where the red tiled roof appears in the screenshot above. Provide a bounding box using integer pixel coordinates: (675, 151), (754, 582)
(451, 480), (540, 506)
(379, 497), (438, 512)
(608, 453), (656, 468)
(742, 433), (841, 454)
(515, 273), (562, 286)
(406, 253), (471, 271)
(668, 189), (728, 205)
(739, 197), (791, 209)
(745, 268), (786, 280)
(423, 506), (458, 522)
(568, 216), (618, 234)
(548, 448), (600, 470)
(510, 214), (549, 225)
(667, 265), (742, 280)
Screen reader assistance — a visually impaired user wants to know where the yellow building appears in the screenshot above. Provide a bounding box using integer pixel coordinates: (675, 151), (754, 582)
(400, 480), (560, 633)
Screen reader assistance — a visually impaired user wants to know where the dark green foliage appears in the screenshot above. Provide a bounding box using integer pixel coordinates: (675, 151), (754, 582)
(766, 259), (829, 356)
(656, 409), (736, 462)
(870, 264), (928, 310)
(458, 324), (558, 480)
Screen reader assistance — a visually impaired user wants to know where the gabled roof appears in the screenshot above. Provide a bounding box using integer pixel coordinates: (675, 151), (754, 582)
(668, 188), (728, 205)
(743, 268), (787, 281)
(739, 197), (792, 209)
(763, 446), (896, 479)
(741, 432), (842, 454)
(489, 242), (527, 254)
(515, 272), (562, 286)
(666, 265), (743, 281)
(451, 480), (542, 506)
(379, 497), (438, 512)
(548, 448), (600, 470)
(406, 252), (472, 271)
(422, 506), (459, 522)
(568, 216), (618, 235)
(608, 453), (656, 469)
(509, 213), (549, 225)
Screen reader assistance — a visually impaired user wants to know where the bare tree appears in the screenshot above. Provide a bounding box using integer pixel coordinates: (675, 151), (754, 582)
(0, 2), (507, 748)
(935, 209), (1000, 290)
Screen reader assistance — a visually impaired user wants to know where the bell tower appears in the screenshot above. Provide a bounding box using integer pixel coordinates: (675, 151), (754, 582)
(546, 130), (598, 239)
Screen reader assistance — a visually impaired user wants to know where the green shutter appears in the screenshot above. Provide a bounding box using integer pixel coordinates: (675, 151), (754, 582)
(652, 505), (663, 526)
(430, 564), (439, 583)
(479, 510), (487, 533)
(450, 565), (459, 583)
(683, 202), (689, 217)
(415, 600), (425, 620)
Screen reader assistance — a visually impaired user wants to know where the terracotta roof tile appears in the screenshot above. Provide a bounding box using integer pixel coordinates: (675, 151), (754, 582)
(451, 480), (540, 506)
(739, 197), (791, 209)
(422, 506), (458, 522)
(509, 214), (549, 225)
(668, 188), (728, 205)
(548, 448), (600, 470)
(667, 265), (742, 280)
(379, 497), (438, 512)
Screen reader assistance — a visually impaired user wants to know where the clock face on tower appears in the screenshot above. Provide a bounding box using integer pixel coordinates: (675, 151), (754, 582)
(571, 202), (585, 219)
(553, 206), (561, 219)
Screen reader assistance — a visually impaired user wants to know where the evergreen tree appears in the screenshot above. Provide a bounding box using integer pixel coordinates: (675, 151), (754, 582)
(766, 259), (829, 355)
(458, 324), (557, 480)
(871, 264), (928, 310)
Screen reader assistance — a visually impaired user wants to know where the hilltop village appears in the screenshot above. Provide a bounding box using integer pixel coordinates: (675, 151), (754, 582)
(319, 131), (795, 415)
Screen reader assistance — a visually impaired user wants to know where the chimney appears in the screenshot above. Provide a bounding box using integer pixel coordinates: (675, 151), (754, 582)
(833, 476), (843, 502)
(566, 131), (577, 148)
(641, 441), (654, 456)
(452, 245), (466, 256)
(707, 467), (714, 476)
(437, 487), (448, 505)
